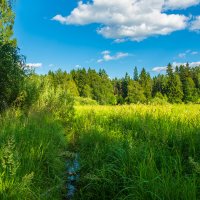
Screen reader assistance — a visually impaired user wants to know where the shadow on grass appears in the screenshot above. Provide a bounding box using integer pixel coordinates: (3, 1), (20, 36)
(73, 112), (200, 200)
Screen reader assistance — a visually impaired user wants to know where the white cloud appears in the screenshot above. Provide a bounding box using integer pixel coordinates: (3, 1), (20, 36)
(114, 38), (127, 43)
(164, 0), (200, 10)
(52, 15), (67, 24)
(177, 50), (199, 58)
(97, 50), (129, 63)
(152, 61), (200, 72)
(152, 66), (167, 72)
(189, 61), (200, 67)
(52, 0), (194, 41)
(191, 51), (198, 55)
(178, 53), (186, 58)
(26, 63), (42, 68)
(75, 64), (82, 68)
(190, 16), (200, 31)
(175, 61), (200, 67)
(101, 50), (110, 55)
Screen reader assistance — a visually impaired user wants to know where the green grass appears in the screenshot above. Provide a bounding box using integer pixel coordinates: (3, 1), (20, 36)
(73, 105), (200, 200)
(0, 109), (67, 199)
(1, 104), (200, 199)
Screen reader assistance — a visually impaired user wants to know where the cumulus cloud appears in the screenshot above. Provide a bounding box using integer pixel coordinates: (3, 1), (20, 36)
(26, 63), (42, 68)
(190, 16), (200, 31)
(97, 50), (129, 63)
(52, 15), (67, 24)
(51, 0), (200, 41)
(152, 61), (200, 72)
(164, 0), (200, 10)
(152, 66), (168, 72)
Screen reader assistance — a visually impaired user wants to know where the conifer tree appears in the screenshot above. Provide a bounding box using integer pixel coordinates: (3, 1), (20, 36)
(134, 66), (139, 81)
(121, 73), (130, 100)
(127, 80), (146, 104)
(139, 68), (152, 100)
(166, 64), (183, 103)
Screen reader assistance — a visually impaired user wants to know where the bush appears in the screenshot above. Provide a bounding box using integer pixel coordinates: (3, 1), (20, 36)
(0, 42), (25, 112)
(150, 92), (169, 105)
(74, 97), (98, 106)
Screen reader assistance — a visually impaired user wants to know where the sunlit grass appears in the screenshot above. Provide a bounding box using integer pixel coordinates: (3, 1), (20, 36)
(73, 105), (200, 200)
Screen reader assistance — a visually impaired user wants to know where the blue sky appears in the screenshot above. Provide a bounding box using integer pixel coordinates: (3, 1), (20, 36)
(14, 0), (200, 78)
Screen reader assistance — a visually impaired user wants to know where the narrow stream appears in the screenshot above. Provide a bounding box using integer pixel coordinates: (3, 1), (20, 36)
(66, 153), (80, 199)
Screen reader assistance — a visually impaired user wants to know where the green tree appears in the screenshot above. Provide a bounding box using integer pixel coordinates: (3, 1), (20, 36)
(0, 1), (26, 111)
(139, 68), (152, 100)
(82, 84), (92, 98)
(133, 66), (139, 81)
(166, 64), (183, 103)
(0, 0), (15, 44)
(121, 73), (130, 100)
(152, 74), (167, 97)
(178, 64), (198, 102)
(127, 80), (146, 104)
(183, 77), (198, 103)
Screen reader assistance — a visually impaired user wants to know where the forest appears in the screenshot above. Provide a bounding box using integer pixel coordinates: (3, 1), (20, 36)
(1, 1), (200, 199)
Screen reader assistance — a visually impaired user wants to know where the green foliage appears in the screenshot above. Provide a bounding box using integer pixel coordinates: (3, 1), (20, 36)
(71, 68), (116, 105)
(121, 72), (130, 99)
(0, 0), (15, 44)
(0, 110), (67, 199)
(150, 92), (169, 105)
(30, 75), (75, 126)
(127, 80), (146, 103)
(139, 68), (153, 100)
(18, 65), (200, 107)
(166, 64), (183, 103)
(152, 74), (167, 97)
(183, 77), (198, 103)
(74, 97), (98, 106)
(73, 105), (200, 199)
(133, 66), (139, 81)
(0, 41), (25, 111)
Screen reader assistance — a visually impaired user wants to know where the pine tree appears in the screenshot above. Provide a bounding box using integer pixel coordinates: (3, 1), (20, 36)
(139, 68), (152, 101)
(121, 73), (130, 100)
(127, 80), (146, 104)
(133, 66), (139, 81)
(178, 64), (198, 102)
(152, 74), (167, 97)
(166, 64), (183, 103)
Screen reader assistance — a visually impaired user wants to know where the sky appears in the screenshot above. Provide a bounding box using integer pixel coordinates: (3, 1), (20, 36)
(14, 0), (200, 78)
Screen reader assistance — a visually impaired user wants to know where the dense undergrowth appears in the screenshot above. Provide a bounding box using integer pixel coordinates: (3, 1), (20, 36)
(73, 105), (200, 200)
(0, 109), (68, 199)
(0, 80), (75, 199)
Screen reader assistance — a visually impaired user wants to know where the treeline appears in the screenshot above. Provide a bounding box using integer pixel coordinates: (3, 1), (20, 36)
(31, 64), (200, 106)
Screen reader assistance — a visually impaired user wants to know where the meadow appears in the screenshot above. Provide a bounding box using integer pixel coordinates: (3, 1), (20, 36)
(72, 105), (200, 200)
(0, 104), (200, 199)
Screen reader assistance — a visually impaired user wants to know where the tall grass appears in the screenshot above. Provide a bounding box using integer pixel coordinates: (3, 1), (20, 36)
(0, 109), (67, 199)
(73, 105), (200, 200)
